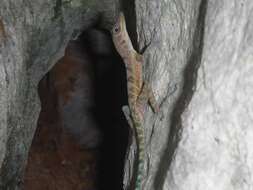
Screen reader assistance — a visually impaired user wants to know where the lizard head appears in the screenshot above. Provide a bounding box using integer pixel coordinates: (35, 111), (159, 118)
(111, 12), (126, 36)
(111, 12), (134, 59)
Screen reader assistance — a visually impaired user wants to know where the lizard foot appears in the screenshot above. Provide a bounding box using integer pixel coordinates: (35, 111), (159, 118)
(122, 105), (134, 129)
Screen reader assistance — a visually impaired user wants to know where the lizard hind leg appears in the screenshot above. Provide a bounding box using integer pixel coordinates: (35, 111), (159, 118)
(122, 105), (134, 129)
(137, 82), (159, 114)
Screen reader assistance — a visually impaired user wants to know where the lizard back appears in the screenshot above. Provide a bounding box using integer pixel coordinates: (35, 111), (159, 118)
(111, 13), (143, 107)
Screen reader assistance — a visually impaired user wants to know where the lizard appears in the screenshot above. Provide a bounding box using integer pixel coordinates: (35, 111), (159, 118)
(111, 12), (159, 190)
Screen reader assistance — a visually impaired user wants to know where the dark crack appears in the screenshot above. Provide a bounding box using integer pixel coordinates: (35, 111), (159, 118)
(154, 0), (208, 189)
(52, 0), (63, 21)
(122, 0), (138, 50)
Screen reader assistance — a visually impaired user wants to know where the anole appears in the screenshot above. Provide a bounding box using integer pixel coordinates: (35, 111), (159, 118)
(111, 12), (159, 190)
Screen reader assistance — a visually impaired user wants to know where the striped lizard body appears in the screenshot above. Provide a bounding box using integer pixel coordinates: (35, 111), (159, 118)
(111, 12), (159, 190)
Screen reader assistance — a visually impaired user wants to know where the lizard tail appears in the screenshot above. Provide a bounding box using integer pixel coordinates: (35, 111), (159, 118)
(135, 122), (145, 190)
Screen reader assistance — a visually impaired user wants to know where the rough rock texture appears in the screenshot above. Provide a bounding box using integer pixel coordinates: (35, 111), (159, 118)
(166, 1), (253, 190)
(124, 0), (253, 190)
(123, 0), (201, 188)
(0, 0), (117, 189)
(0, 0), (253, 189)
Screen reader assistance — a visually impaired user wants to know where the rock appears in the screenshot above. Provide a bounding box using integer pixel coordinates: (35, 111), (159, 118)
(0, 0), (117, 189)
(50, 40), (102, 149)
(125, 0), (253, 189)
(1, 0), (253, 189)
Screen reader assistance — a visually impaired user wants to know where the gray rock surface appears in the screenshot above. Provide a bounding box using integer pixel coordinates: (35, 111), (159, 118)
(0, 0), (117, 189)
(126, 0), (253, 189)
(165, 1), (253, 190)
(0, 0), (253, 189)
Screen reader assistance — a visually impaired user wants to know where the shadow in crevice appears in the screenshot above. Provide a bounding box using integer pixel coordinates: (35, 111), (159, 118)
(154, 0), (208, 189)
(121, 0), (138, 50)
(120, 1), (143, 190)
(80, 29), (129, 190)
(24, 27), (130, 190)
